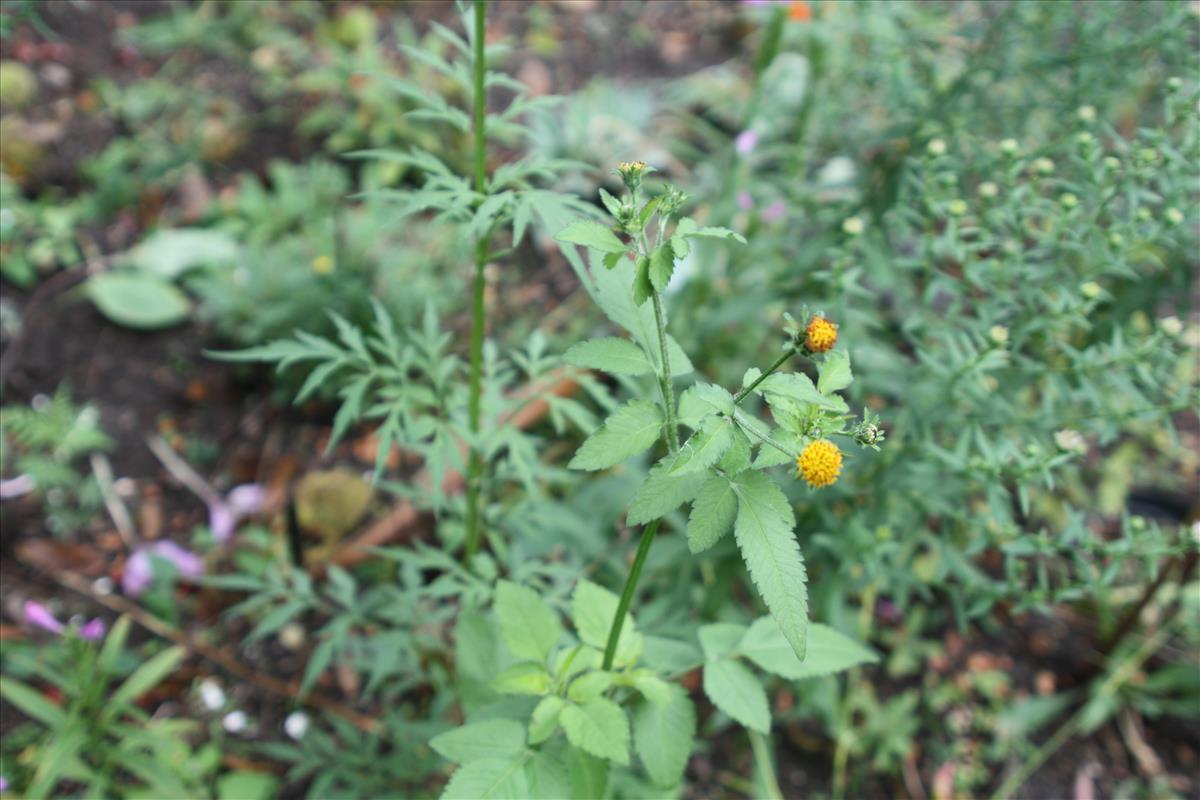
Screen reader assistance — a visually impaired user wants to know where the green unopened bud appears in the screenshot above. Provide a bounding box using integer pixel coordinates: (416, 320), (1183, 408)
(978, 181), (999, 199)
(999, 138), (1019, 156)
(1166, 76), (1183, 93)
(1077, 105), (1097, 123)
(1165, 207), (1184, 226)
(1059, 192), (1078, 209)
(617, 160), (650, 190)
(947, 199), (968, 217)
(1033, 157), (1055, 175)
(927, 138), (947, 156)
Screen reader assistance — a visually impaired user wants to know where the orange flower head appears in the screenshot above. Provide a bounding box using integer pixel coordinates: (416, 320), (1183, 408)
(789, 1), (812, 22)
(805, 315), (838, 353)
(796, 439), (843, 488)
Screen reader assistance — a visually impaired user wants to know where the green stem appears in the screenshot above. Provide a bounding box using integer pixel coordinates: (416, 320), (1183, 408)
(734, 346), (796, 405)
(601, 518), (659, 670)
(749, 730), (785, 800)
(463, 0), (488, 567)
(650, 292), (679, 453)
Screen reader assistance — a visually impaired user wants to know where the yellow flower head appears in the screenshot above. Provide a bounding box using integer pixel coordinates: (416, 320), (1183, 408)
(805, 316), (838, 353)
(797, 439), (843, 488)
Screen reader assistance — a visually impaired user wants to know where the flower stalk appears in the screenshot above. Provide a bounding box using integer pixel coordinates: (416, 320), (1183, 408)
(463, 0), (488, 566)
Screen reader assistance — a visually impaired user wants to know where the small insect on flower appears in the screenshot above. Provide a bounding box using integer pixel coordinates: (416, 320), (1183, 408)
(805, 315), (838, 353)
(797, 439), (843, 488)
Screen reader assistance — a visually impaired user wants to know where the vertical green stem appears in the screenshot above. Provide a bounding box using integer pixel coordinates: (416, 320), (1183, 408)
(749, 730), (785, 800)
(650, 292), (679, 453)
(601, 518), (659, 670)
(463, 0), (488, 566)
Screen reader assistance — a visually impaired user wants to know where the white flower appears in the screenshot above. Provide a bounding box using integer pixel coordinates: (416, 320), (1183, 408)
(1077, 105), (1097, 123)
(198, 679), (226, 711)
(927, 138), (947, 156)
(285, 711), (311, 740)
(978, 181), (998, 199)
(1159, 316), (1183, 336)
(1054, 429), (1086, 454)
(223, 710), (249, 734)
(279, 622), (306, 651)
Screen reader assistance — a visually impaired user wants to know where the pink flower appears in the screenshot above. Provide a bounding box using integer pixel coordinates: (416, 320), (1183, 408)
(80, 618), (107, 641)
(0, 775), (8, 792)
(227, 484), (266, 516)
(123, 541), (205, 597)
(735, 130), (759, 155)
(737, 191), (755, 211)
(23, 600), (63, 634)
(208, 501), (236, 542)
(208, 483), (266, 542)
(762, 200), (787, 222)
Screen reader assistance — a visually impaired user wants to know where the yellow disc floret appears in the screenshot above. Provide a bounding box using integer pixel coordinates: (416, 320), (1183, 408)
(805, 315), (838, 353)
(796, 439), (843, 488)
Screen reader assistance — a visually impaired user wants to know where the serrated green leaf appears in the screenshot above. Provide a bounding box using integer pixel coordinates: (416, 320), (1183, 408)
(529, 696), (566, 744)
(556, 220), (627, 254)
(430, 720), (527, 765)
(633, 684), (696, 787)
(694, 383), (735, 415)
(493, 662), (552, 696)
(738, 619), (877, 680)
(699, 623), (748, 660)
(817, 350), (853, 395)
(687, 476), (738, 554)
(648, 242), (676, 293)
(703, 658), (770, 733)
(568, 671), (615, 703)
(730, 472), (808, 661)
(564, 338), (654, 376)
(572, 580), (642, 667)
(688, 225), (747, 243)
(669, 416), (734, 475)
(633, 254), (653, 306)
(569, 399), (663, 471)
(525, 751), (570, 800)
(757, 372), (843, 410)
(440, 757), (530, 800)
(628, 670), (672, 707)
(495, 581), (562, 663)
(626, 464), (710, 526)
(719, 428), (753, 475)
(561, 698), (630, 765)
(566, 749), (608, 800)
(664, 335), (694, 377)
